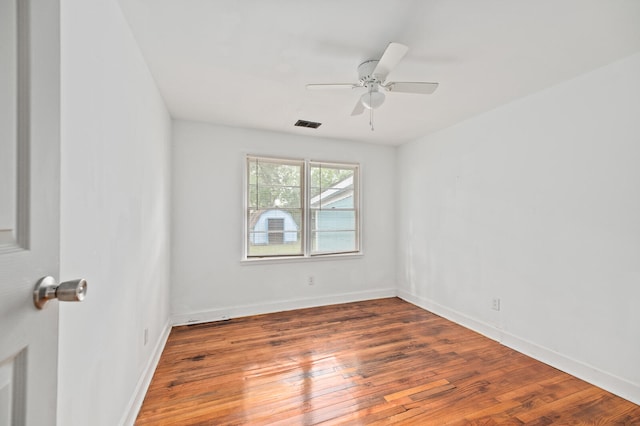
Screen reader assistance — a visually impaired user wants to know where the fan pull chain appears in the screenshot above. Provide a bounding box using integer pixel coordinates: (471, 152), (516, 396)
(369, 102), (375, 131)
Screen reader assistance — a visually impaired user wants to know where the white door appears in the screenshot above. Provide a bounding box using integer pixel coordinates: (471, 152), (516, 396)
(0, 0), (61, 424)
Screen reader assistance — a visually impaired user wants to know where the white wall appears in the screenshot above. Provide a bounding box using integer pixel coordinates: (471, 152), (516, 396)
(397, 53), (640, 404)
(59, 0), (172, 424)
(171, 121), (396, 323)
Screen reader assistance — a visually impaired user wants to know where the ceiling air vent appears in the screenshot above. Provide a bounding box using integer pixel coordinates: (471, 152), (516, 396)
(294, 119), (322, 129)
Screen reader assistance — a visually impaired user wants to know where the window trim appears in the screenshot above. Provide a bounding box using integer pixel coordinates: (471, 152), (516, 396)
(243, 155), (361, 262)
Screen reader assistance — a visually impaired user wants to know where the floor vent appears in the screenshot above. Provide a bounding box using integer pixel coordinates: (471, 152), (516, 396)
(294, 119), (322, 129)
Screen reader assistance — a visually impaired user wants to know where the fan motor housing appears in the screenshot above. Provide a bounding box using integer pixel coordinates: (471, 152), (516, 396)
(357, 60), (380, 85)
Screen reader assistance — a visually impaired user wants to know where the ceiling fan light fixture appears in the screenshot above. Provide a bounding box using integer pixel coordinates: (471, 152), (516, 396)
(360, 90), (385, 110)
(305, 42), (439, 126)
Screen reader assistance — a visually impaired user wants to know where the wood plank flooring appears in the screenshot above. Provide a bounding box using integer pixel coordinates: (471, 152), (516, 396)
(136, 298), (640, 425)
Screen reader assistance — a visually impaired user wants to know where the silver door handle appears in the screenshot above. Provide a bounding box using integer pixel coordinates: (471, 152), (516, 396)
(33, 276), (87, 309)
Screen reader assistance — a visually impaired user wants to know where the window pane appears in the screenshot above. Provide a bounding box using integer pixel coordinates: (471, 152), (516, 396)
(309, 164), (355, 209)
(249, 160), (257, 185)
(248, 158), (303, 210)
(310, 209), (355, 231)
(247, 208), (303, 257)
(312, 231), (357, 253)
(310, 210), (356, 254)
(258, 162), (301, 186)
(309, 166), (321, 198)
(256, 186), (301, 209)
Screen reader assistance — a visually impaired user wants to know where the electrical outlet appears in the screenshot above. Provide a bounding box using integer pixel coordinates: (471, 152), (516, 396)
(308, 276), (315, 286)
(143, 328), (149, 346)
(492, 298), (501, 311)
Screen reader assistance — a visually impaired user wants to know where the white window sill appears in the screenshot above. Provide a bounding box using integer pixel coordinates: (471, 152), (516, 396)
(240, 252), (363, 265)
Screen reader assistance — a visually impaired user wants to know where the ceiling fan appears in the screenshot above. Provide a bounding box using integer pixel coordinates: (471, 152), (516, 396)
(306, 42), (439, 128)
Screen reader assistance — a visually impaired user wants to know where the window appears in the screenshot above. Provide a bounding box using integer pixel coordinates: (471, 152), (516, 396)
(247, 157), (304, 257)
(309, 162), (358, 255)
(246, 156), (359, 259)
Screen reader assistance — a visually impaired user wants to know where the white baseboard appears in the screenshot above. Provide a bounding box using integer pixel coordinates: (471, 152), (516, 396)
(119, 319), (172, 426)
(171, 288), (397, 326)
(397, 289), (640, 406)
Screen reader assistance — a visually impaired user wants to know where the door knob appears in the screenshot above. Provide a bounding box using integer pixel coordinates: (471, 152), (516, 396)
(33, 276), (87, 309)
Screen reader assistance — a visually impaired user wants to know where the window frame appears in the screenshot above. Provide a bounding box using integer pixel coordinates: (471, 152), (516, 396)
(243, 155), (361, 261)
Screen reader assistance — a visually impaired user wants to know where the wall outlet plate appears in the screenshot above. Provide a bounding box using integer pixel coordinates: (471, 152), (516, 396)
(492, 298), (501, 311)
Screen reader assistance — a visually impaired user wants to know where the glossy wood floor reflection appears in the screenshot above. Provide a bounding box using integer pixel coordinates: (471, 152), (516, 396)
(136, 298), (640, 425)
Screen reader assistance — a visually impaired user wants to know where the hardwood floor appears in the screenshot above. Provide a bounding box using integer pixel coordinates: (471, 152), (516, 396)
(136, 298), (640, 425)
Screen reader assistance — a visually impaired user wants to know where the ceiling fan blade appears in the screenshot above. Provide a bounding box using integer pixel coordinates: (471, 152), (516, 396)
(372, 42), (409, 81)
(351, 99), (365, 116)
(384, 81), (439, 94)
(306, 83), (357, 90)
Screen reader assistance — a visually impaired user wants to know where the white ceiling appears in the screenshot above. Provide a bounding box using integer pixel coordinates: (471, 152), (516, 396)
(118, 0), (640, 145)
